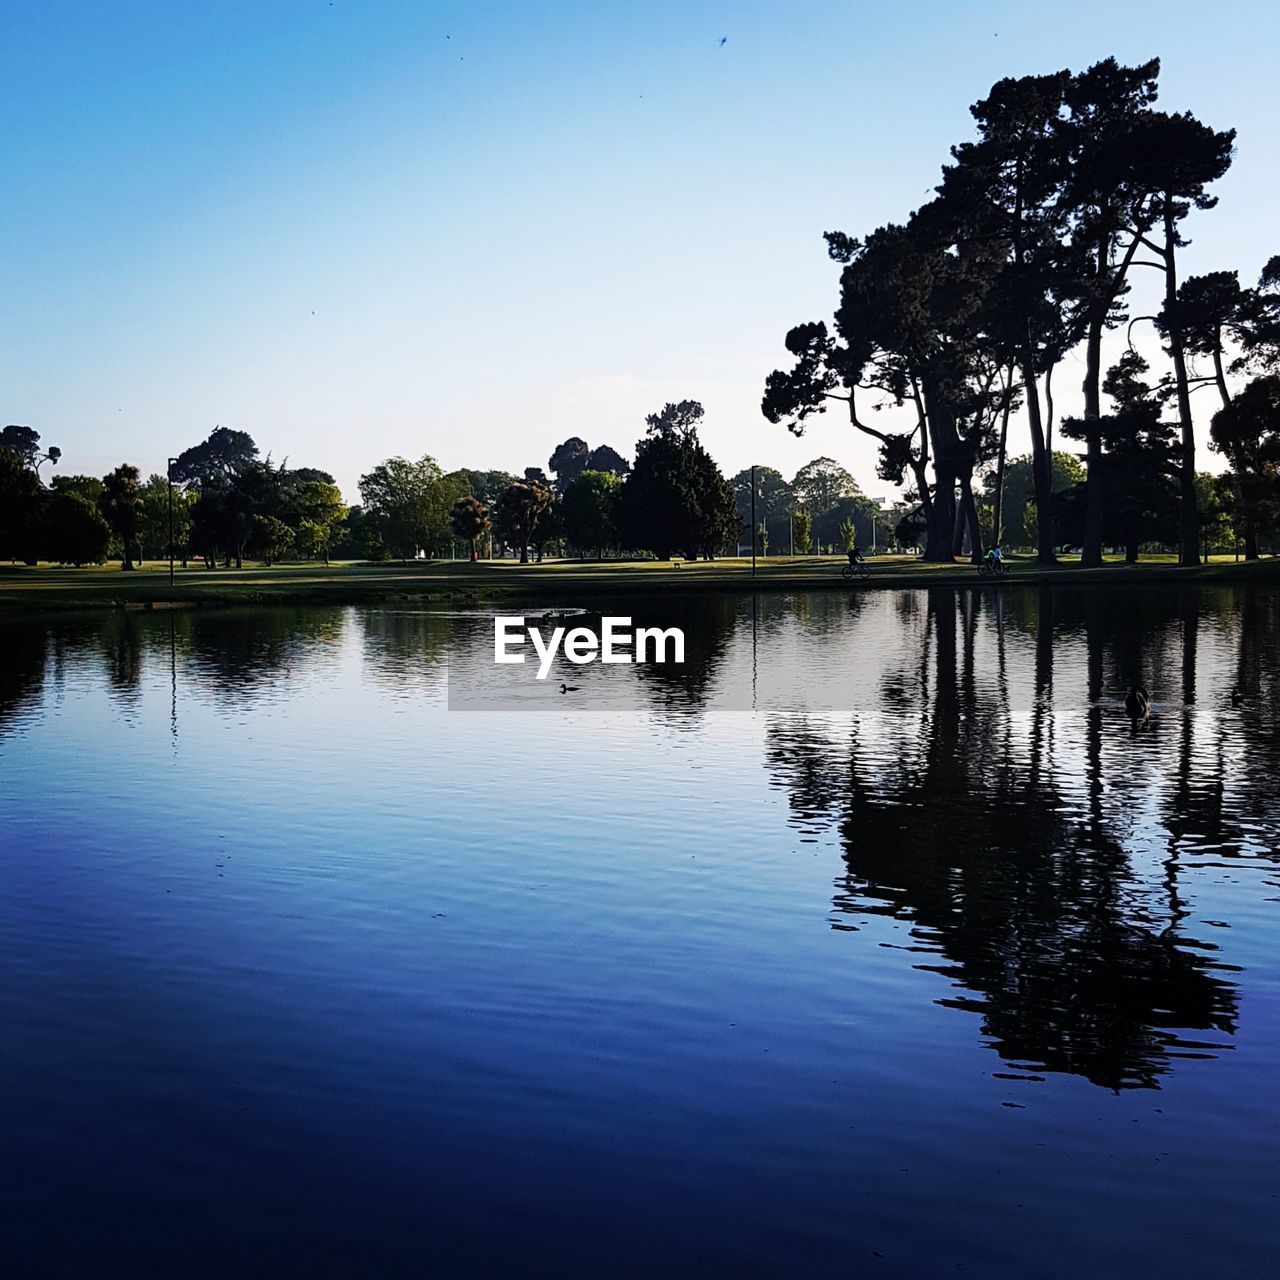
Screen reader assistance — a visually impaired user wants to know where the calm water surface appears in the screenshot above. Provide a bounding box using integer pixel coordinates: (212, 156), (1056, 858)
(2, 587), (1278, 1277)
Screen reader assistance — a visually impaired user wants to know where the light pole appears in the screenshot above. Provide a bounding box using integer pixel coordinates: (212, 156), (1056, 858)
(167, 458), (178, 586)
(750, 465), (757, 578)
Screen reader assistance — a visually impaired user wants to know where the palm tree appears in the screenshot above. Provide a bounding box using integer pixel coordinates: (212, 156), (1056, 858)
(450, 495), (491, 562)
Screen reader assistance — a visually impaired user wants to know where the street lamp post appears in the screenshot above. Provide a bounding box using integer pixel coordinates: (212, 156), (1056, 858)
(750, 465), (757, 578)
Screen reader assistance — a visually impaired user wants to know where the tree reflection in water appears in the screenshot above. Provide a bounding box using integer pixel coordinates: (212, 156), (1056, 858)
(761, 586), (1279, 1092)
(0, 622), (46, 740)
(3, 588), (1276, 1098)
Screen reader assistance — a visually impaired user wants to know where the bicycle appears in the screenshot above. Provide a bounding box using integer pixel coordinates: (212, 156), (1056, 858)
(978, 557), (1008, 578)
(841, 559), (871, 580)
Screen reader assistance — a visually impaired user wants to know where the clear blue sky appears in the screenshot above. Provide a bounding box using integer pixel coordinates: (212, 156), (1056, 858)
(2, 0), (1277, 500)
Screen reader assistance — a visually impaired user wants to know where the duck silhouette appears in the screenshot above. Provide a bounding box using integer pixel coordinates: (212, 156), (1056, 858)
(559, 683), (580, 694)
(1124, 686), (1151, 719)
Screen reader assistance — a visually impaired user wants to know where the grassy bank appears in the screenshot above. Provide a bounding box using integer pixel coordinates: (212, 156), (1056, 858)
(2, 553), (1277, 616)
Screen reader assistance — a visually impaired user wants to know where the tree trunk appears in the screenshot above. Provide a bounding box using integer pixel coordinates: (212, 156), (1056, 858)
(920, 379), (958, 562)
(991, 375), (1012, 547)
(1022, 363), (1058, 565)
(1211, 345), (1231, 411)
(1081, 295), (1106, 567)
(923, 483), (955, 561)
(951, 490), (966, 559)
(909, 454), (941, 560)
(1162, 198), (1200, 566)
(1244, 518), (1259, 561)
(959, 473), (983, 565)
(1010, 149), (1055, 567)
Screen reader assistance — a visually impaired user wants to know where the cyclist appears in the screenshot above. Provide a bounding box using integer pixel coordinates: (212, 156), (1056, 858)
(983, 544), (1004, 573)
(846, 542), (865, 569)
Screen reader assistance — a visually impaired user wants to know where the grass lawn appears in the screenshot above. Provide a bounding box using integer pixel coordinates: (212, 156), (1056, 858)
(2, 552), (1276, 616)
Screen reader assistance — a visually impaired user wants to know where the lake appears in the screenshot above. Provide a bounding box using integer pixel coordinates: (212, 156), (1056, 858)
(2, 586), (1278, 1277)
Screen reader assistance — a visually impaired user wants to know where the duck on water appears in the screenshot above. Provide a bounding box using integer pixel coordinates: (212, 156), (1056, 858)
(1125, 686), (1151, 720)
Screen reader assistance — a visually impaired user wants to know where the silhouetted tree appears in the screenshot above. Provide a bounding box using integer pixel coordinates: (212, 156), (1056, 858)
(585, 444), (630, 476)
(1, 424), (59, 475)
(936, 70), (1080, 565)
(171, 427), (259, 487)
(645, 400), (704, 441)
(1211, 375), (1280, 555)
(1163, 270), (1250, 410)
(450, 495), (491, 561)
(763, 269), (940, 560)
(494, 479), (551, 564)
(1061, 352), (1179, 561)
(1238, 255), (1280, 372)
(0, 449), (44, 563)
(548, 437), (590, 493)
(43, 491), (109, 566)
(1156, 271), (1255, 555)
(1061, 57), (1162, 567)
(1128, 109), (1235, 564)
(99, 464), (143, 570)
(530, 500), (563, 562)
(618, 405), (737, 559)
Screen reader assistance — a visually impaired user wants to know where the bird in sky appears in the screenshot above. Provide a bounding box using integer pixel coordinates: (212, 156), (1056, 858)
(719, 36), (727, 47)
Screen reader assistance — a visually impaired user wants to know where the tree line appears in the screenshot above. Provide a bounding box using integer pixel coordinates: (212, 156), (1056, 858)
(0, 424), (349, 570)
(763, 56), (1279, 564)
(3, 402), (892, 569)
(400, 401), (885, 565)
